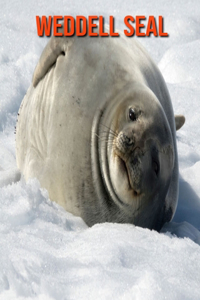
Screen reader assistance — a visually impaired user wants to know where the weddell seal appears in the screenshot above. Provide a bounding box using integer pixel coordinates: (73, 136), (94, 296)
(16, 26), (185, 231)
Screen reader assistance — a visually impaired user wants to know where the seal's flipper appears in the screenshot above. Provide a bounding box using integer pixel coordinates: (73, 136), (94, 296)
(32, 36), (73, 87)
(175, 115), (185, 131)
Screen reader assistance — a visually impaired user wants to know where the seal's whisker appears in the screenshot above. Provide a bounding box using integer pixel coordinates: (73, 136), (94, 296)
(102, 132), (117, 139)
(95, 136), (115, 146)
(95, 133), (101, 138)
(100, 123), (118, 137)
(99, 132), (117, 139)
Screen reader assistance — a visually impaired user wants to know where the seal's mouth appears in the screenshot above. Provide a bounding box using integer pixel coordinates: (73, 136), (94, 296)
(118, 156), (140, 197)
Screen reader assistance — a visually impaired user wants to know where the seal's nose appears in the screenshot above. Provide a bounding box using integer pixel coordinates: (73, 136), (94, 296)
(121, 133), (134, 146)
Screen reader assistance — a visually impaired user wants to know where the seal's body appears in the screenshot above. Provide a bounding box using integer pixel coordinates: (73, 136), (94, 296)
(16, 29), (185, 230)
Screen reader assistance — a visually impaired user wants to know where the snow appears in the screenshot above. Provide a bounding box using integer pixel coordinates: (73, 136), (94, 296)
(1, 0), (200, 299)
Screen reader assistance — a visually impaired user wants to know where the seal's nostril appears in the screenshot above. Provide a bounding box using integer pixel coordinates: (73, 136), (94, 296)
(124, 135), (133, 146)
(127, 137), (131, 144)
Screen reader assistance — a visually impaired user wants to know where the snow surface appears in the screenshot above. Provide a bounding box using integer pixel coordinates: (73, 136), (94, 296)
(1, 0), (200, 299)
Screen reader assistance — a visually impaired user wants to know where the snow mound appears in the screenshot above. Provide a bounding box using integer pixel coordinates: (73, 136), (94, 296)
(0, 180), (200, 299)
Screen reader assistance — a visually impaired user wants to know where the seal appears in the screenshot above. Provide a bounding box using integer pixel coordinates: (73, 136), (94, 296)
(16, 28), (185, 231)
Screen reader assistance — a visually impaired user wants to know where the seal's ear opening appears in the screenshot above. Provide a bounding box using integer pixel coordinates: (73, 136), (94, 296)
(175, 115), (185, 131)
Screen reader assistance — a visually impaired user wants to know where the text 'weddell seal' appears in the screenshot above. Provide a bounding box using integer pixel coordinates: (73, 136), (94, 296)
(16, 15), (185, 231)
(36, 15), (169, 37)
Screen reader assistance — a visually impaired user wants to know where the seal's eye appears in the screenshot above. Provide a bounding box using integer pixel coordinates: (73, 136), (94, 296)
(129, 108), (137, 121)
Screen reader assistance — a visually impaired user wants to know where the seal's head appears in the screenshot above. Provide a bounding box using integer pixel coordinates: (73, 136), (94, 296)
(99, 84), (174, 230)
